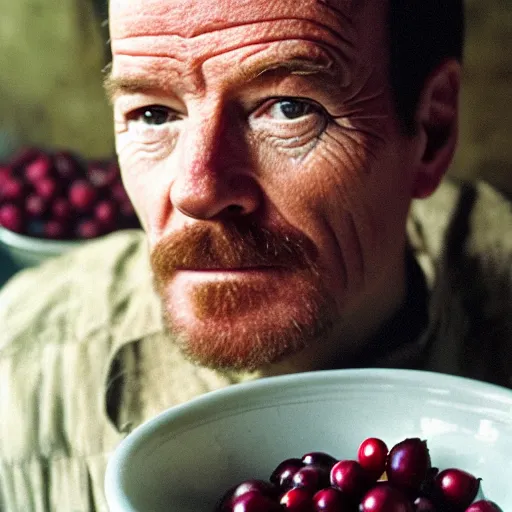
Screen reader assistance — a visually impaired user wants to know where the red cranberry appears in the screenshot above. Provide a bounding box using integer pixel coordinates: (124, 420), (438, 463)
(360, 484), (414, 512)
(87, 160), (118, 188)
(386, 439), (431, 493)
(25, 195), (48, 218)
(1, 178), (24, 203)
(76, 219), (101, 239)
(435, 468), (480, 510)
(292, 466), (328, 493)
(69, 180), (98, 211)
(25, 155), (53, 182)
(112, 181), (130, 203)
(0, 204), (24, 232)
(216, 480), (279, 511)
(95, 200), (118, 227)
(0, 165), (12, 185)
(35, 178), (59, 201)
(330, 460), (369, 498)
(312, 487), (351, 511)
(465, 500), (503, 512)
(45, 220), (68, 240)
(413, 496), (437, 511)
(358, 438), (388, 478)
(280, 487), (313, 511)
(52, 198), (73, 221)
(270, 458), (304, 491)
(301, 452), (338, 470)
(54, 151), (81, 181)
(230, 490), (281, 512)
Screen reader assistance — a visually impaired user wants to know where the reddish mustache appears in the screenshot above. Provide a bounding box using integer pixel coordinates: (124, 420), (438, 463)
(150, 222), (319, 280)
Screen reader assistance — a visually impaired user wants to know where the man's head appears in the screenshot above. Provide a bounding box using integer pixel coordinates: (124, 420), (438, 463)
(107, 0), (464, 372)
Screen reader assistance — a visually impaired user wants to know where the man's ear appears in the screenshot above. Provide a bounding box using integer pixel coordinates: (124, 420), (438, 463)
(412, 59), (462, 199)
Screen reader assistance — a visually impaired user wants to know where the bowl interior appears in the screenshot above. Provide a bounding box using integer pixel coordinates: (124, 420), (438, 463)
(105, 369), (512, 512)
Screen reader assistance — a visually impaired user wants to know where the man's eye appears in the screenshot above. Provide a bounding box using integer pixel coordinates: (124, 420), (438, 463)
(130, 106), (178, 125)
(267, 99), (317, 121)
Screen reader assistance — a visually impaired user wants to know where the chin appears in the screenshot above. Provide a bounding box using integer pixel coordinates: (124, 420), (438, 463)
(159, 275), (335, 372)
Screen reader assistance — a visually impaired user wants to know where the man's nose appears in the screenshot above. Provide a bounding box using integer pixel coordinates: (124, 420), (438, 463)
(170, 112), (261, 220)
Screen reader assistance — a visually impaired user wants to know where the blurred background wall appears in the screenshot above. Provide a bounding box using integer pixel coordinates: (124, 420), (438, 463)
(0, 0), (511, 195)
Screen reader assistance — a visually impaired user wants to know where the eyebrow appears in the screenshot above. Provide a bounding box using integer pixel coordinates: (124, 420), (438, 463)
(104, 58), (334, 102)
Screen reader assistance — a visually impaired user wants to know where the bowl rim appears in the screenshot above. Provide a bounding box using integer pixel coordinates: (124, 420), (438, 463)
(0, 224), (81, 253)
(104, 368), (512, 510)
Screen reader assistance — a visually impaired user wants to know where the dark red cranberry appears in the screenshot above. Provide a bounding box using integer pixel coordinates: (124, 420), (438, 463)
(270, 458), (304, 491)
(465, 500), (503, 512)
(53, 151), (81, 181)
(301, 452), (338, 470)
(280, 487), (314, 511)
(0, 204), (24, 232)
(330, 460), (369, 498)
(292, 466), (328, 493)
(112, 181), (130, 203)
(69, 180), (98, 211)
(95, 200), (118, 227)
(25, 195), (48, 218)
(1, 178), (24, 203)
(360, 484), (414, 512)
(52, 198), (73, 221)
(25, 155), (53, 182)
(44, 220), (69, 240)
(229, 490), (281, 512)
(35, 178), (60, 201)
(434, 468), (480, 510)
(413, 496), (437, 511)
(87, 160), (118, 188)
(312, 487), (351, 511)
(0, 165), (12, 185)
(386, 438), (431, 493)
(76, 219), (101, 239)
(216, 480), (279, 511)
(358, 438), (388, 478)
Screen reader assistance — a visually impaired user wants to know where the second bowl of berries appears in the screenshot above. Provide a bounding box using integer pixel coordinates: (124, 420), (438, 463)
(104, 369), (512, 512)
(0, 147), (141, 267)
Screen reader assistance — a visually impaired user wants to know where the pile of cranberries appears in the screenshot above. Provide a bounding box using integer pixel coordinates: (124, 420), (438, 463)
(214, 437), (503, 512)
(0, 147), (140, 240)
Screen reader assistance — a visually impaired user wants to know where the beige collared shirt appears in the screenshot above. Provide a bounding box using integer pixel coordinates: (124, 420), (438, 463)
(0, 179), (511, 511)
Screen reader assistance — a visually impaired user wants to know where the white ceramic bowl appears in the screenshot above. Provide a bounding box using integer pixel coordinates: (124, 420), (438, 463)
(0, 224), (80, 267)
(105, 369), (512, 511)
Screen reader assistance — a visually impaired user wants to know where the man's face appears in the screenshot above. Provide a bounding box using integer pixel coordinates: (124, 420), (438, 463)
(108, 0), (419, 371)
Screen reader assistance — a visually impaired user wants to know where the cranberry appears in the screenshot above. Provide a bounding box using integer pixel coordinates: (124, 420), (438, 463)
(95, 200), (118, 227)
(54, 151), (81, 181)
(413, 497), (436, 511)
(465, 500), (503, 512)
(9, 147), (41, 169)
(69, 180), (98, 211)
(0, 165), (12, 185)
(35, 178), (59, 201)
(52, 198), (73, 221)
(312, 487), (351, 511)
(0, 204), (24, 232)
(280, 487), (313, 511)
(216, 480), (279, 511)
(76, 219), (101, 239)
(301, 452), (338, 470)
(435, 468), (480, 510)
(112, 181), (130, 203)
(386, 439), (431, 493)
(330, 460), (369, 498)
(25, 155), (53, 182)
(360, 484), (414, 512)
(87, 160), (118, 188)
(358, 438), (388, 478)
(230, 490), (281, 512)
(1, 178), (24, 203)
(25, 195), (48, 218)
(292, 466), (329, 493)
(45, 220), (68, 240)
(270, 458), (304, 491)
